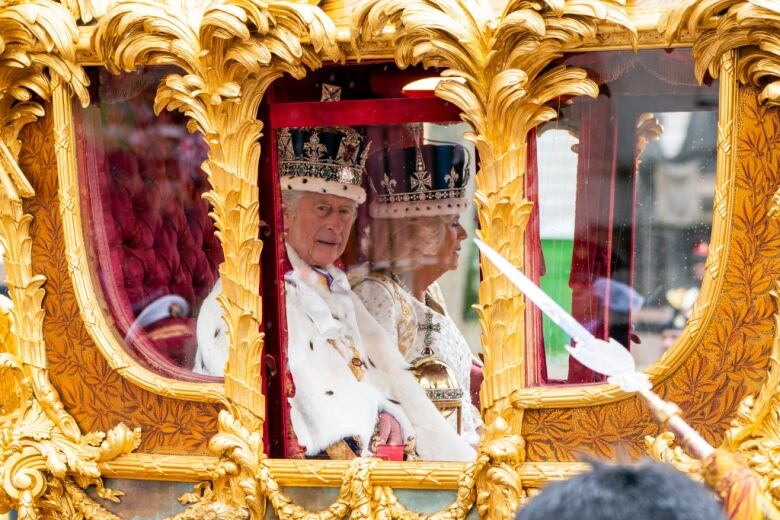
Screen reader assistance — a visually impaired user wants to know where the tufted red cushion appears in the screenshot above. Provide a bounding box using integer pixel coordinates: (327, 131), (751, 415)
(106, 141), (222, 315)
(79, 74), (223, 377)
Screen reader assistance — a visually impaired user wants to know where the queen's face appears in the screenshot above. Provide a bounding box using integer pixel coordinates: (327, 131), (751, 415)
(285, 192), (358, 267)
(435, 215), (467, 271)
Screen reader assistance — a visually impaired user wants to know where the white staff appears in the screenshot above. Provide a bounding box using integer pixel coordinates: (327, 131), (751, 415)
(474, 238), (713, 459)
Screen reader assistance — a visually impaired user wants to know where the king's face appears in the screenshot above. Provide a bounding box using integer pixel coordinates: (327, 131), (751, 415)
(285, 192), (358, 268)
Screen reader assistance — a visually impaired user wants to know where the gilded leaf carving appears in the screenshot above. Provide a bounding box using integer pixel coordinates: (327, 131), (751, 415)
(354, 0), (635, 413)
(528, 86), (778, 471)
(0, 1), (165, 517)
(659, 0), (780, 107)
(353, 1), (633, 514)
(22, 112), (220, 456)
(649, 282), (780, 509)
(93, 0), (340, 430)
(93, 0), (341, 515)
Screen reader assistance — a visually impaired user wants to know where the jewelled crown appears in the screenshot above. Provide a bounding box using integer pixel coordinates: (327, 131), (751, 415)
(277, 126), (371, 203)
(366, 140), (471, 219)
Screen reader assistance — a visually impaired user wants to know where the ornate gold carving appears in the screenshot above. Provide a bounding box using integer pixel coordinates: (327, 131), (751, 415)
(511, 50), (739, 411)
(475, 417), (526, 517)
(97, 453), (219, 482)
(660, 0), (780, 106)
(72, 4), (702, 65)
(634, 113), (663, 163)
(0, 2), (148, 518)
(353, 0), (634, 420)
(353, 2), (633, 515)
(93, 0), (341, 515)
(93, 0), (340, 431)
(53, 79), (225, 403)
(29, 105), (219, 456)
(644, 431), (703, 478)
(171, 418), (515, 519)
(714, 281), (780, 506)
(101, 457), (585, 490)
(647, 79), (780, 512)
(61, 0), (113, 25)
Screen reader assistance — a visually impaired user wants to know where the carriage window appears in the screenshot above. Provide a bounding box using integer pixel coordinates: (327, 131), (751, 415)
(75, 68), (224, 380)
(275, 121), (479, 462)
(262, 66), (483, 461)
(531, 49), (718, 384)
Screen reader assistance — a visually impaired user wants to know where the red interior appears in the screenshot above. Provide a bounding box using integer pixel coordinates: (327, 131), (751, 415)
(261, 63), (481, 458)
(76, 68), (223, 381)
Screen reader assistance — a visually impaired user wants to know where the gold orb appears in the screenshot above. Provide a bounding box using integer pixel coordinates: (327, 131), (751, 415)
(410, 355), (463, 423)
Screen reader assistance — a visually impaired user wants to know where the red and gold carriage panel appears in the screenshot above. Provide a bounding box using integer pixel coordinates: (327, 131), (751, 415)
(0, 0), (778, 518)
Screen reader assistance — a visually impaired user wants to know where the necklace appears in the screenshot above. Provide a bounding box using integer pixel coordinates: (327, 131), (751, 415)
(388, 271), (430, 305)
(387, 271), (441, 350)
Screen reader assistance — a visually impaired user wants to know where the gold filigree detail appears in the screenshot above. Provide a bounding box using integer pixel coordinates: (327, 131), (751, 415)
(718, 281), (780, 507)
(0, 1), (147, 518)
(0, 354), (142, 519)
(659, 0), (780, 106)
(353, 0), (635, 419)
(93, 0), (340, 514)
(634, 113), (663, 163)
(353, 2), (634, 515)
(176, 410), (527, 519)
(170, 482), (249, 520)
(647, 94), (780, 508)
(53, 77), (224, 403)
(93, 0), (340, 427)
(475, 416), (526, 517)
(645, 431), (703, 480)
(61, 0), (113, 24)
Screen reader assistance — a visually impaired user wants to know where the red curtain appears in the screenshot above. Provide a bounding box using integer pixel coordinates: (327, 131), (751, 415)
(566, 96), (618, 384)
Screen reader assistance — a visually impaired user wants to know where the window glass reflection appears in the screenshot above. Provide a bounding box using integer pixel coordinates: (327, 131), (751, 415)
(277, 121), (481, 461)
(532, 49), (718, 384)
(76, 67), (224, 379)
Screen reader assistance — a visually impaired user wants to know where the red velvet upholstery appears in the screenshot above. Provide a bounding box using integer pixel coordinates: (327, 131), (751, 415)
(470, 362), (483, 411)
(78, 72), (223, 377)
(105, 141), (222, 315)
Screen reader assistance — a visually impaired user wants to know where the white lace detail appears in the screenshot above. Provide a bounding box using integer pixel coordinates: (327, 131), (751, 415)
(353, 276), (483, 446)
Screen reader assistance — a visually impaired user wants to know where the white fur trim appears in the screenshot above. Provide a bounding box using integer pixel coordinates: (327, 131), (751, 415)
(286, 289), (380, 455)
(193, 279), (227, 376)
(282, 175), (366, 204)
(369, 197), (470, 219)
(285, 247), (475, 461)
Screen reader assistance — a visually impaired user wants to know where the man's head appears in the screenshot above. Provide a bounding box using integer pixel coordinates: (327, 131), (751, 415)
(283, 190), (357, 267)
(516, 461), (725, 520)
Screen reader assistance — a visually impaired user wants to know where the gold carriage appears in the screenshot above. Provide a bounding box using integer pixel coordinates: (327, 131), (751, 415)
(0, 0), (779, 518)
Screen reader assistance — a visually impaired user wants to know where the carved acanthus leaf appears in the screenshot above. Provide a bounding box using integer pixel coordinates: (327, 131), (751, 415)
(0, 2), (150, 517)
(354, 3), (633, 514)
(1, 351), (141, 518)
(94, 1), (341, 515)
(648, 282), (780, 509)
(659, 0), (780, 106)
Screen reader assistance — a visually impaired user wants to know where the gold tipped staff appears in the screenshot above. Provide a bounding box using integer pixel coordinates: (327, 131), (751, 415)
(475, 239), (780, 520)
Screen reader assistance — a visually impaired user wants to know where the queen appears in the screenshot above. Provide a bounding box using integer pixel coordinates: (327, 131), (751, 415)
(352, 136), (483, 447)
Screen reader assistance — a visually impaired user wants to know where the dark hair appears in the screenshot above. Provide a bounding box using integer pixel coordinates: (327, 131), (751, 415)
(516, 461), (726, 520)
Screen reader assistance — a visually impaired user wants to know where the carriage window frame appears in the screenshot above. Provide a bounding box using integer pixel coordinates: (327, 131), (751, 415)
(262, 93), (475, 459)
